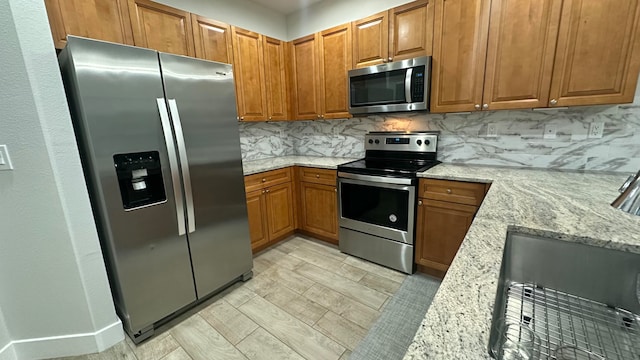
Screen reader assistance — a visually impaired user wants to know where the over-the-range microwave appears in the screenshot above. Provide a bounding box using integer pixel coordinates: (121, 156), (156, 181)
(348, 56), (431, 115)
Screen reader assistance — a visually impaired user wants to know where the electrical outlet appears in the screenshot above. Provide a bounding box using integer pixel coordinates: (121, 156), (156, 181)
(487, 123), (498, 137)
(588, 122), (604, 139)
(279, 130), (285, 138)
(544, 124), (557, 139)
(333, 127), (340, 135)
(0, 145), (13, 171)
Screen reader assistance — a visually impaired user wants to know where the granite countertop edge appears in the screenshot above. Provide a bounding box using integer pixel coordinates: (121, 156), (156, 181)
(404, 163), (640, 359)
(242, 155), (358, 175)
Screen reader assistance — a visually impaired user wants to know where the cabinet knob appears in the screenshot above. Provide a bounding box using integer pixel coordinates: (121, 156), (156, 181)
(334, 187), (337, 192)
(262, 178), (266, 182)
(321, 115), (324, 119)
(474, 104), (481, 110)
(240, 116), (245, 121)
(447, 188), (452, 194)
(261, 190), (265, 194)
(316, 174), (320, 178)
(268, 116), (272, 120)
(316, 114), (321, 119)
(382, 59), (388, 63)
(236, 116), (240, 120)
(388, 57), (393, 62)
(482, 104), (489, 110)
(418, 200), (423, 206)
(550, 99), (558, 106)
(265, 189), (270, 193)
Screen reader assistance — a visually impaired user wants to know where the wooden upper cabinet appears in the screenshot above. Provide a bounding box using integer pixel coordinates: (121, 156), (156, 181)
(44, 0), (134, 49)
(318, 24), (353, 119)
(263, 37), (289, 121)
(430, 0), (491, 113)
(291, 34), (320, 120)
(482, 0), (562, 110)
(191, 15), (233, 64)
(549, 0), (640, 107)
(231, 27), (268, 121)
(352, 12), (389, 68)
(128, 0), (195, 56)
(389, 0), (434, 62)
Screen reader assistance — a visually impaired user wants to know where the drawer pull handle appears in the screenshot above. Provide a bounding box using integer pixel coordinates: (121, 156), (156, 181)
(262, 178), (266, 182)
(447, 189), (452, 194)
(316, 174), (320, 178)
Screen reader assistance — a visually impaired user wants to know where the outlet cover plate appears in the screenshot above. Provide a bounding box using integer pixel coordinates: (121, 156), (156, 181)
(0, 145), (13, 171)
(588, 122), (604, 139)
(487, 123), (498, 137)
(544, 124), (557, 139)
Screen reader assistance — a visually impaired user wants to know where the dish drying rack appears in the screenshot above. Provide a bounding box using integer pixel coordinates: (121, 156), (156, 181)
(501, 282), (640, 359)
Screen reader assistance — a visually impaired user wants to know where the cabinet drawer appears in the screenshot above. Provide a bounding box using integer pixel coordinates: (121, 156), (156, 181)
(244, 167), (292, 192)
(419, 179), (486, 206)
(298, 167), (337, 186)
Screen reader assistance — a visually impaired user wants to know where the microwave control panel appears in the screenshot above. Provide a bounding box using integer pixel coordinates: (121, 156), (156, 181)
(411, 66), (426, 102)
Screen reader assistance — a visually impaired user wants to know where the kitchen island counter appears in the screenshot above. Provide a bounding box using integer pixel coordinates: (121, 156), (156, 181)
(242, 155), (358, 175)
(406, 164), (640, 359)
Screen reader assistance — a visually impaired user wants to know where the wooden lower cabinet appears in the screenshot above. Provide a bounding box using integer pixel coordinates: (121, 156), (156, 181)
(299, 182), (338, 243)
(244, 169), (295, 253)
(415, 179), (488, 277)
(245, 189), (269, 250)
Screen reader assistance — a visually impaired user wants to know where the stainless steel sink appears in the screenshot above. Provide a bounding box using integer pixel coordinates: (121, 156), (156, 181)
(489, 231), (640, 359)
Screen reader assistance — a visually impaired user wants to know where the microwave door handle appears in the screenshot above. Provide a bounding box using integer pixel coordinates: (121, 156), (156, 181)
(156, 98), (186, 236)
(405, 68), (413, 103)
(167, 99), (196, 234)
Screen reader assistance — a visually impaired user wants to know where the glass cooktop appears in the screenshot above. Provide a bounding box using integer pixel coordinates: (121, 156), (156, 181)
(338, 158), (441, 178)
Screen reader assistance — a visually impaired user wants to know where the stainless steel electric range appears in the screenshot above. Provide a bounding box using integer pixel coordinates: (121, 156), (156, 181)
(337, 131), (440, 274)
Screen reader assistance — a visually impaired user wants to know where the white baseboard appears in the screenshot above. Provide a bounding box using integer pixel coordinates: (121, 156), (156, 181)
(0, 342), (17, 360)
(3, 320), (123, 360)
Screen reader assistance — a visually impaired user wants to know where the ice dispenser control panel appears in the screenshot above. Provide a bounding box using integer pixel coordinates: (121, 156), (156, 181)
(114, 151), (166, 210)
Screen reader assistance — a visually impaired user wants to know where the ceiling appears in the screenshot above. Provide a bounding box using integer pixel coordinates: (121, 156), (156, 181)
(249, 0), (323, 15)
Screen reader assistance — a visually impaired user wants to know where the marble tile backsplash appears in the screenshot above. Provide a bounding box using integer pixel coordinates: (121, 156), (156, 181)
(239, 103), (640, 173)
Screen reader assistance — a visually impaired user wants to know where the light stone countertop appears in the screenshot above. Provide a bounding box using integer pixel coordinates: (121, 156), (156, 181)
(405, 164), (640, 359)
(242, 155), (358, 175)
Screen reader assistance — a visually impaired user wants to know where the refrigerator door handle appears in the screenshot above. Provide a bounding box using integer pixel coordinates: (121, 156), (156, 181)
(168, 99), (196, 234)
(157, 98), (186, 236)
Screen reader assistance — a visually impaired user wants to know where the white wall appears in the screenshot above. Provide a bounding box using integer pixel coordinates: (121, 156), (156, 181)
(155, 0), (288, 40)
(287, 0), (413, 39)
(0, 0), (122, 358)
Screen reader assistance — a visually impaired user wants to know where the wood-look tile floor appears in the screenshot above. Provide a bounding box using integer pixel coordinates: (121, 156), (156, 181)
(59, 236), (407, 360)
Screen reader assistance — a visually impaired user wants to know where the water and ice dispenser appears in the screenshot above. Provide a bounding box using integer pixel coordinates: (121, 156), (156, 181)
(114, 151), (166, 210)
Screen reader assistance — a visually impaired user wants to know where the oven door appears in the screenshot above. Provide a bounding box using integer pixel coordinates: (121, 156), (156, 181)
(338, 173), (416, 245)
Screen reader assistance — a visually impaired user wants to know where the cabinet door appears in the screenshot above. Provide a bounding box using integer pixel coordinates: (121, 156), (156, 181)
(245, 190), (269, 253)
(128, 0), (195, 56)
(265, 183), (295, 240)
(389, 0), (434, 62)
(415, 199), (477, 272)
(45, 0), (134, 49)
(318, 24), (353, 120)
(549, 0), (640, 107)
(231, 27), (268, 121)
(352, 12), (389, 68)
(430, 0), (491, 113)
(291, 34), (320, 120)
(299, 182), (338, 241)
(263, 36), (289, 121)
(191, 15), (233, 64)
(482, 0), (562, 110)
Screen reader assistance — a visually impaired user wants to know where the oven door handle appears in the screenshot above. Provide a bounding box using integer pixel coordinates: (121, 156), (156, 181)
(338, 172), (414, 186)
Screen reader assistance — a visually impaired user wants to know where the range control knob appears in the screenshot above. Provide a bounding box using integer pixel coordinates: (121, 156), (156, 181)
(374, 139), (380, 144)
(368, 139), (373, 144)
(424, 139), (431, 146)
(416, 139), (423, 146)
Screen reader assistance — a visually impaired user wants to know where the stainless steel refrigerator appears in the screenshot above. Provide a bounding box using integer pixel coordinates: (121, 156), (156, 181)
(59, 36), (253, 343)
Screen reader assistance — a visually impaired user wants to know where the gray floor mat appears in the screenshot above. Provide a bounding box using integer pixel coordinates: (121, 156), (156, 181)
(350, 273), (441, 360)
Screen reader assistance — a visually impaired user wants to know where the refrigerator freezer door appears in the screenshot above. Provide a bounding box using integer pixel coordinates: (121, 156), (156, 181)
(159, 53), (253, 298)
(59, 37), (197, 336)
